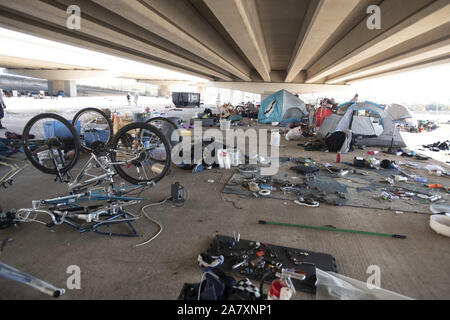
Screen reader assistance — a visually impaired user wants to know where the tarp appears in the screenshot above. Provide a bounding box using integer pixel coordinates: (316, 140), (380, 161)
(317, 101), (406, 148)
(314, 107), (334, 127)
(258, 90), (307, 124)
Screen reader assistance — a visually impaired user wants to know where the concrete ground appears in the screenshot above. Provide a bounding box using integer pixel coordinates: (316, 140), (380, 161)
(0, 126), (449, 300)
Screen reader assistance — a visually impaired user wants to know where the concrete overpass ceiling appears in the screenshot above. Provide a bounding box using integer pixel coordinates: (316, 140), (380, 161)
(188, 0), (255, 73)
(325, 23), (450, 84)
(306, 0), (450, 84)
(256, 0), (310, 71)
(300, 0), (384, 72)
(346, 54), (450, 84)
(50, 0), (236, 80)
(0, 0), (448, 90)
(0, 0), (230, 81)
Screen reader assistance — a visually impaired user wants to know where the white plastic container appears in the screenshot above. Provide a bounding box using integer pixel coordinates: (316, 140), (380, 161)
(220, 119), (231, 131)
(271, 130), (280, 147)
(217, 149), (231, 169)
(430, 215), (450, 237)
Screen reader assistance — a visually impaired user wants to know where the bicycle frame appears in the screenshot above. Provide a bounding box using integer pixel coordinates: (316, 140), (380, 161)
(15, 190), (144, 237)
(13, 148), (152, 237)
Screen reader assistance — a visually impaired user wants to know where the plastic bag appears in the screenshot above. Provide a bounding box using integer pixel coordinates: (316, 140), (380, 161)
(315, 268), (413, 300)
(285, 127), (303, 141)
(217, 149), (231, 169)
(430, 202), (450, 215)
(424, 165), (445, 176)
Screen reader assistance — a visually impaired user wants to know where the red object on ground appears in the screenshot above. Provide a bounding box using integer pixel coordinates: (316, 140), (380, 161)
(269, 279), (289, 299)
(336, 152), (341, 163)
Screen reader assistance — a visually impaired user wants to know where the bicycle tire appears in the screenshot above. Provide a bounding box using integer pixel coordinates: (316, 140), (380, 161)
(110, 122), (171, 185)
(72, 107), (113, 153)
(145, 116), (181, 147)
(22, 113), (81, 175)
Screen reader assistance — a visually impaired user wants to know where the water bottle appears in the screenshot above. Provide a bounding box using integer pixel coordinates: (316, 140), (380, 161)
(271, 130), (280, 147)
(414, 176), (428, 183)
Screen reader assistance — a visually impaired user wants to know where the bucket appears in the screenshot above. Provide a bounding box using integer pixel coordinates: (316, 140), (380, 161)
(220, 119), (231, 131)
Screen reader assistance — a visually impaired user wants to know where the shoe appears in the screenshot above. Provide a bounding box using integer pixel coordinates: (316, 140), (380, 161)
(197, 253), (224, 268)
(192, 161), (203, 173)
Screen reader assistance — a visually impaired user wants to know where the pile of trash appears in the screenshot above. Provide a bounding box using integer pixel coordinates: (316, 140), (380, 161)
(422, 140), (449, 152)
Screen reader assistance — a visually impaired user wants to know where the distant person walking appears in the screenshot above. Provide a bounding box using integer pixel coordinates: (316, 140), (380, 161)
(134, 92), (139, 107)
(126, 92), (131, 106)
(0, 89), (7, 129)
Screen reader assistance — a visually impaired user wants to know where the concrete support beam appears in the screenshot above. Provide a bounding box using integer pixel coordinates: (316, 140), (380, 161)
(306, 0), (450, 83)
(92, 0), (252, 81)
(48, 80), (77, 97)
(204, 0), (271, 82)
(158, 85), (170, 98)
(346, 55), (450, 84)
(324, 22), (450, 82)
(0, 0), (220, 81)
(285, 0), (360, 82)
(207, 81), (348, 95)
(5, 69), (119, 80)
(326, 37), (450, 84)
(137, 80), (196, 86)
(197, 84), (206, 103)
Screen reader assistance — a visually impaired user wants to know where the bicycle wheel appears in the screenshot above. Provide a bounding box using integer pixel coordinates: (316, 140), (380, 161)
(22, 113), (81, 174)
(72, 107), (113, 153)
(110, 122), (171, 185)
(145, 117), (181, 148)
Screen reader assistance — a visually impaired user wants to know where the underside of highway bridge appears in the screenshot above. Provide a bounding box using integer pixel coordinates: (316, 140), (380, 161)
(0, 0), (449, 96)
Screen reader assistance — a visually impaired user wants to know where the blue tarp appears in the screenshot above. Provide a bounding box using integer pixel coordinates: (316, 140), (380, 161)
(43, 120), (80, 139)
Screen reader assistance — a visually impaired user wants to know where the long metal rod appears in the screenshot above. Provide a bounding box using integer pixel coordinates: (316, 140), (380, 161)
(0, 262), (65, 297)
(258, 220), (407, 239)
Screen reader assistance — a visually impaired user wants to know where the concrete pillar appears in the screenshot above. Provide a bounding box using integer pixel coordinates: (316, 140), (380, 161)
(216, 89), (221, 106)
(196, 85), (206, 104)
(48, 80), (77, 97)
(158, 84), (170, 98)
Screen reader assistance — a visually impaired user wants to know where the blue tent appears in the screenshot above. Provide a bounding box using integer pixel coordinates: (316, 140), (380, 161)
(258, 90), (307, 124)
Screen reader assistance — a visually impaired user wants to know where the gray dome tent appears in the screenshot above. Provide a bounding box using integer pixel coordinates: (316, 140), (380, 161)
(317, 101), (406, 148)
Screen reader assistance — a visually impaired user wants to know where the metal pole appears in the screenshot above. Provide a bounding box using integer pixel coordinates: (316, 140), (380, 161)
(258, 220), (406, 239)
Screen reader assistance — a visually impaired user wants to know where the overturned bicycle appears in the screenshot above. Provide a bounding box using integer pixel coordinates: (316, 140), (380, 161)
(0, 108), (172, 236)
